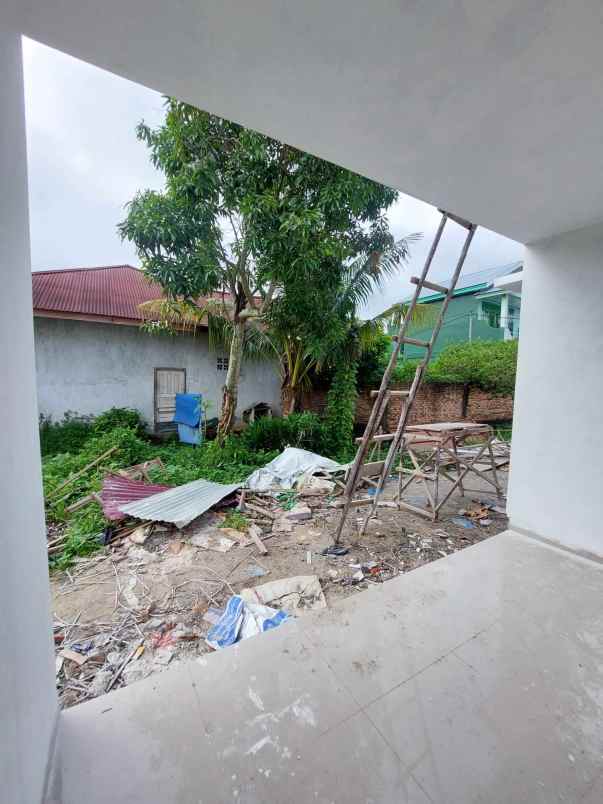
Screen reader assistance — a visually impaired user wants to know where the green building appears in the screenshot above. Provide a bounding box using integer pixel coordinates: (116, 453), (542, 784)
(399, 261), (522, 360)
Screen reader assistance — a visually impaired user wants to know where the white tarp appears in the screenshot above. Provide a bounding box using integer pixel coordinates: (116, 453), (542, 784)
(246, 447), (346, 492)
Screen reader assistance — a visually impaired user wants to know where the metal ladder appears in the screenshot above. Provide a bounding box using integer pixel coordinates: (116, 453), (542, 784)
(334, 210), (478, 543)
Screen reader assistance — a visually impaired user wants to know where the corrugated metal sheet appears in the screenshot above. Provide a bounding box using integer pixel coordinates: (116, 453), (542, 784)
(32, 265), (164, 321)
(101, 474), (172, 521)
(31, 265), (246, 323)
(118, 478), (241, 529)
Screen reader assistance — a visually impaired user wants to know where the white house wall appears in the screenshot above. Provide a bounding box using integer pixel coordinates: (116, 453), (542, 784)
(508, 220), (603, 557)
(34, 318), (282, 427)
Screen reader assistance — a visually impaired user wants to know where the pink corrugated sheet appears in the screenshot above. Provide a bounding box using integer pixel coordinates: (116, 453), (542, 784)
(101, 474), (172, 521)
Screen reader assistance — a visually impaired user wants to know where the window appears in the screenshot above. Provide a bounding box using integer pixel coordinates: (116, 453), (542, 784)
(217, 357), (229, 372)
(479, 300), (501, 329)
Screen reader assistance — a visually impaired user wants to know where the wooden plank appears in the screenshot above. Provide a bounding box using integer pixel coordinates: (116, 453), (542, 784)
(369, 390), (409, 398)
(410, 276), (448, 294)
(331, 497), (373, 508)
(48, 446), (118, 498)
(247, 523), (268, 555)
(358, 460), (385, 478)
(65, 492), (102, 513)
(244, 501), (276, 520)
(401, 337), (430, 348)
(438, 208), (473, 230)
(398, 500), (436, 520)
(355, 433), (395, 444)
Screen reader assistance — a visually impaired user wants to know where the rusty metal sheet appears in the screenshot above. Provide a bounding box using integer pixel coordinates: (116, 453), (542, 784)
(118, 478), (241, 529)
(101, 474), (171, 521)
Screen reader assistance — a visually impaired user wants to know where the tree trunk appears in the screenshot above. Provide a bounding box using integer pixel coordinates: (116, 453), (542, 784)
(281, 383), (297, 416)
(217, 318), (245, 441)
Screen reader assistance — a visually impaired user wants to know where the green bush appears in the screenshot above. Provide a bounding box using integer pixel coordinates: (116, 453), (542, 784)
(323, 361), (358, 461)
(39, 413), (94, 457)
(39, 407), (146, 458)
(240, 412), (327, 454)
(148, 437), (278, 486)
(44, 423), (277, 568)
(355, 331), (391, 390)
(391, 339), (518, 396)
(92, 407), (146, 437)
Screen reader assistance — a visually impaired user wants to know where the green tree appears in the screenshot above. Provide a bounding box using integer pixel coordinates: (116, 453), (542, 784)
(119, 100), (399, 439)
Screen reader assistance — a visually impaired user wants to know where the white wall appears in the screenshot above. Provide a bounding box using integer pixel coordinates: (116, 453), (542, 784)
(12, 2), (603, 243)
(508, 221), (603, 557)
(0, 30), (57, 804)
(34, 317), (282, 427)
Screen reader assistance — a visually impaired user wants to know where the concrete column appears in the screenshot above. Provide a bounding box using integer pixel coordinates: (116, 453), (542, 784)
(508, 221), (603, 557)
(0, 29), (58, 804)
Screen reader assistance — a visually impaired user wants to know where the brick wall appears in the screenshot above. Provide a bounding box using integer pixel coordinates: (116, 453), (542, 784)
(300, 384), (513, 428)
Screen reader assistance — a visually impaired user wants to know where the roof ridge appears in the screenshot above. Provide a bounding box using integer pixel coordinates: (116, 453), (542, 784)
(32, 264), (140, 275)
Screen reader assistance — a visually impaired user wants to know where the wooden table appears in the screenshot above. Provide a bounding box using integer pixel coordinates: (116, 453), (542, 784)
(397, 421), (507, 520)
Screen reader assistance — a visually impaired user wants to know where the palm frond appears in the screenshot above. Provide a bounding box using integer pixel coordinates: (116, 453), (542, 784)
(243, 325), (279, 361)
(375, 299), (437, 331)
(337, 233), (422, 313)
(139, 297), (231, 334)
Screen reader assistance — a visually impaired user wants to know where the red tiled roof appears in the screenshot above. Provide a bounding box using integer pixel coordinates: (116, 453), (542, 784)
(32, 265), (164, 322)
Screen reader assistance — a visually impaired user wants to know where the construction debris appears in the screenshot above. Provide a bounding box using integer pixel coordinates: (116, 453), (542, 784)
(190, 532), (236, 552)
(206, 595), (290, 650)
(240, 575), (327, 614)
(247, 523), (268, 555)
(119, 478), (242, 528)
(283, 503), (312, 522)
(50, 439), (509, 711)
(128, 524), (153, 545)
(101, 474), (172, 521)
(246, 447), (346, 492)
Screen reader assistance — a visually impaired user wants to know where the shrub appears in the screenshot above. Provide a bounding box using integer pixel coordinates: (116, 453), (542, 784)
(391, 340), (518, 396)
(39, 407), (146, 458)
(39, 412), (94, 457)
(147, 436), (278, 486)
(92, 407), (146, 437)
(429, 339), (518, 396)
(240, 412), (326, 454)
(355, 331), (391, 390)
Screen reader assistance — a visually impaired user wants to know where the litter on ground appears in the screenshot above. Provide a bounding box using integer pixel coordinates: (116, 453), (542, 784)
(205, 595), (290, 650)
(246, 447), (346, 492)
(50, 441), (509, 710)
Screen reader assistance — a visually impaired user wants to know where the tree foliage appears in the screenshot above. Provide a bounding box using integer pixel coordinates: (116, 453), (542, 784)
(119, 99), (402, 436)
(323, 361), (359, 461)
(393, 339), (518, 396)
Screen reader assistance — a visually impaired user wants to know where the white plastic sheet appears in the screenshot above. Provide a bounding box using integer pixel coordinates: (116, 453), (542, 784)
(246, 447), (345, 492)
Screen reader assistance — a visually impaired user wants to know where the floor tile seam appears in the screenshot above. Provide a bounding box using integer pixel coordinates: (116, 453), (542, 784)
(357, 621), (497, 711)
(360, 699), (435, 802)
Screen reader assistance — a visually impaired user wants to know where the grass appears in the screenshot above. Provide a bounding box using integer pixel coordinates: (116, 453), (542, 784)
(43, 423), (278, 569)
(219, 511), (249, 531)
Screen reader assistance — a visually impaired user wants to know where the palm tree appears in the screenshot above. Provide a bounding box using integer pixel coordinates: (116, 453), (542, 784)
(274, 236), (433, 416)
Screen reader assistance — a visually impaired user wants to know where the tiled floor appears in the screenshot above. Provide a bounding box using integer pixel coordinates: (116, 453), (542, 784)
(48, 530), (603, 803)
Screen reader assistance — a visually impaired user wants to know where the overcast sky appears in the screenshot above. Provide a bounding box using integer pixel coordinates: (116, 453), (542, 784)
(23, 37), (523, 316)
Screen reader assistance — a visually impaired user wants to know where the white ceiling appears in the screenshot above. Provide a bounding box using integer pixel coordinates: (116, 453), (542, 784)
(11, 1), (603, 243)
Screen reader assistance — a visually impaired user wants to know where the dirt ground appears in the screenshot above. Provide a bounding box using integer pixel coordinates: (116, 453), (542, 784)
(51, 469), (508, 709)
